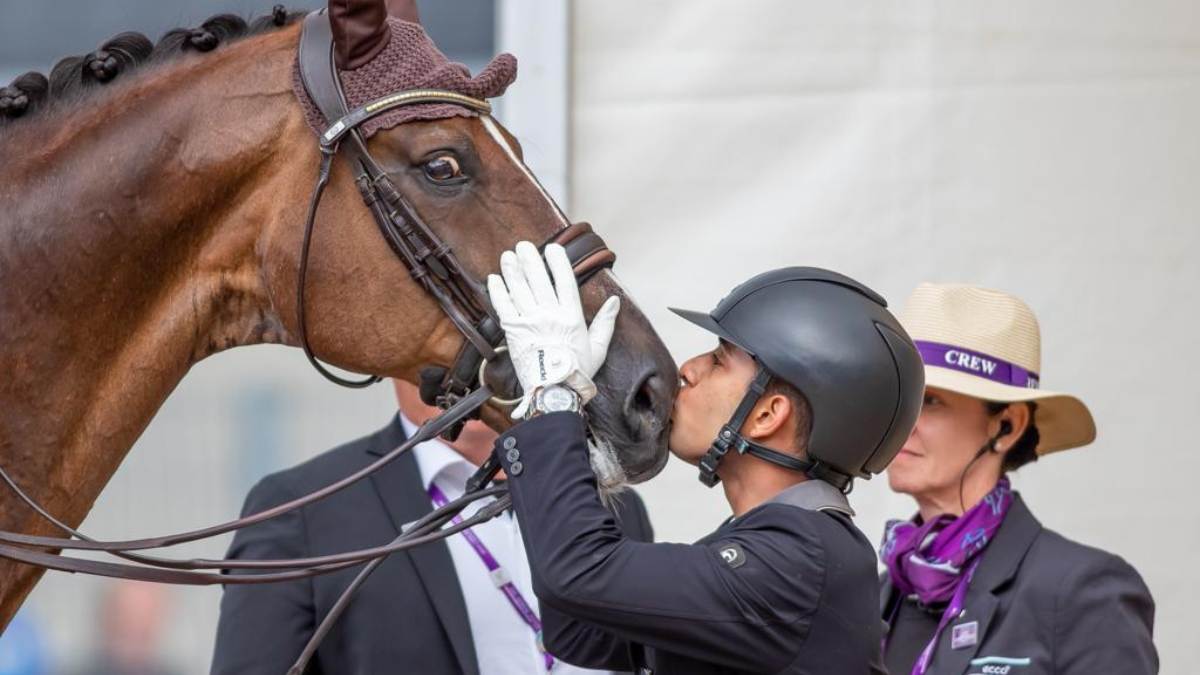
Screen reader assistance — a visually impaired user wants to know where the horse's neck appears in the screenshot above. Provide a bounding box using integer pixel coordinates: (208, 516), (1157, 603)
(0, 29), (305, 609)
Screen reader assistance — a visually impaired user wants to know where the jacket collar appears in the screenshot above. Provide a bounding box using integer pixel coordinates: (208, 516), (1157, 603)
(397, 414), (477, 493)
(970, 492), (1042, 592)
(767, 479), (855, 517)
(365, 414), (480, 675)
(365, 413), (409, 458)
(934, 492), (1042, 672)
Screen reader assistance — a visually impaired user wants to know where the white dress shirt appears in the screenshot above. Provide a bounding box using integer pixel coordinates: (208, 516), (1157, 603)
(403, 416), (616, 675)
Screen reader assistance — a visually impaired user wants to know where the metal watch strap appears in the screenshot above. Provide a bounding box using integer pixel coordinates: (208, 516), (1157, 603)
(526, 384), (581, 419)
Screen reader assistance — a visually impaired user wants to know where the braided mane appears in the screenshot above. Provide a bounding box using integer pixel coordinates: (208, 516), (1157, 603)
(0, 5), (307, 131)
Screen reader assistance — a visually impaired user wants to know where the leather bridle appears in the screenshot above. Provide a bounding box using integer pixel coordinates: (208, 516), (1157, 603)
(296, 10), (614, 411)
(0, 10), (617, 673)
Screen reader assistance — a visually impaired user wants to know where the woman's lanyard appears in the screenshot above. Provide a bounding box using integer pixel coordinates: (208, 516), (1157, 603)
(428, 482), (554, 671)
(887, 559), (980, 675)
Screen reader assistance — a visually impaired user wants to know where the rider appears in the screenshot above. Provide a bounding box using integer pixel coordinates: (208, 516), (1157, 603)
(483, 242), (925, 673)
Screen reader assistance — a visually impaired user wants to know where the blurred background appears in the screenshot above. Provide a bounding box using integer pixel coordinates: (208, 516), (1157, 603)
(2, 1), (1198, 673)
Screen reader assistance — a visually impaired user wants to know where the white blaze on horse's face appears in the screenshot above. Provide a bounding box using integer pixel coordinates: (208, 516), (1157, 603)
(479, 114), (633, 491)
(479, 115), (570, 230)
(479, 113), (645, 308)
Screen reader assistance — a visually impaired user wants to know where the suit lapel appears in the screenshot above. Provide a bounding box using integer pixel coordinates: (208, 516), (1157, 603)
(929, 589), (998, 674)
(929, 493), (1042, 673)
(880, 572), (897, 617)
(367, 419), (480, 675)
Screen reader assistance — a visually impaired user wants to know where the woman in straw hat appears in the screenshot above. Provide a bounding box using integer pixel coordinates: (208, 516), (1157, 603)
(879, 283), (1157, 675)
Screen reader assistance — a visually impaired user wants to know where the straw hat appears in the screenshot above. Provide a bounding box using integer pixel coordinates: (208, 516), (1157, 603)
(899, 283), (1095, 455)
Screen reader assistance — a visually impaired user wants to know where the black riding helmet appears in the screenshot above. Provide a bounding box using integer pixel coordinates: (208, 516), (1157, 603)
(670, 267), (924, 491)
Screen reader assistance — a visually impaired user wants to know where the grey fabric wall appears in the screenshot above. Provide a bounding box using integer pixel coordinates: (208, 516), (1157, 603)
(0, 0), (492, 81)
(569, 2), (1198, 673)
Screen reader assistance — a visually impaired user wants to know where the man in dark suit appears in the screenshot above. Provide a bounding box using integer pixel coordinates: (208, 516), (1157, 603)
(211, 380), (653, 674)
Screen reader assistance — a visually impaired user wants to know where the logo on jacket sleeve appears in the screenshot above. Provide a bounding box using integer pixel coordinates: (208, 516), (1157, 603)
(716, 542), (746, 569)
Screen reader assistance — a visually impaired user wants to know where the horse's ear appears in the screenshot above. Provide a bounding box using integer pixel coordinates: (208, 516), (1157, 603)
(328, 0), (391, 69)
(385, 0), (421, 23)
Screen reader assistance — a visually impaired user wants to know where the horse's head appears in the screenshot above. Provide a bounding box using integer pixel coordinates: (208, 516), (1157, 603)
(262, 4), (675, 484)
(0, 0), (672, 630)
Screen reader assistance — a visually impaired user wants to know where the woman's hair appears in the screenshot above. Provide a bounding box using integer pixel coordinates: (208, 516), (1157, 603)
(985, 401), (1040, 472)
(955, 399), (1040, 511)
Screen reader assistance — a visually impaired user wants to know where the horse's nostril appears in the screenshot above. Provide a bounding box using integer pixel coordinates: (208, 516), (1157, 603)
(599, 356), (677, 482)
(633, 375), (656, 413)
(624, 369), (670, 439)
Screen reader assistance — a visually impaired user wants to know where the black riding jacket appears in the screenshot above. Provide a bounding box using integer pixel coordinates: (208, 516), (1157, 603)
(496, 412), (886, 674)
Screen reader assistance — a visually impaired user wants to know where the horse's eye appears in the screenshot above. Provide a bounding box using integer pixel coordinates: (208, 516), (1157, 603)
(423, 156), (462, 182)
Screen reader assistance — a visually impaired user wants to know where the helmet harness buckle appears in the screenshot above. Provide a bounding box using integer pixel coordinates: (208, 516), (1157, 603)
(697, 364), (853, 493)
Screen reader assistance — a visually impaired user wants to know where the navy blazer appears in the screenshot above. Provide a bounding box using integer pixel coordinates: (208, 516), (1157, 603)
(881, 493), (1158, 675)
(496, 412), (886, 675)
(210, 415), (654, 675)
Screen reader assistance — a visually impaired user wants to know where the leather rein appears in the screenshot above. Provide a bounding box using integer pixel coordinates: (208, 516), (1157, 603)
(0, 11), (616, 667)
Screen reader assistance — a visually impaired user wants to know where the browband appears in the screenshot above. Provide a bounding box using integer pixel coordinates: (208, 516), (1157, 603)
(321, 89), (492, 147)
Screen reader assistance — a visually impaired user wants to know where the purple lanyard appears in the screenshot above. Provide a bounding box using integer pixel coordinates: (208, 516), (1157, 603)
(888, 559), (979, 675)
(428, 482), (554, 671)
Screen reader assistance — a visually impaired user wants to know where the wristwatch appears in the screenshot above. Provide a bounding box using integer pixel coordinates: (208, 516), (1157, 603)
(527, 384), (582, 419)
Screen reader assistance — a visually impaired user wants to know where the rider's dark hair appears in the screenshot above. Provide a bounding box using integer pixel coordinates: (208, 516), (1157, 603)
(765, 376), (813, 456)
(954, 400), (1039, 511)
(1, 5), (305, 127)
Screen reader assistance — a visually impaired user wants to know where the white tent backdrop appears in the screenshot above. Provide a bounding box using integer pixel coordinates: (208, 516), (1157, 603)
(569, 2), (1198, 672)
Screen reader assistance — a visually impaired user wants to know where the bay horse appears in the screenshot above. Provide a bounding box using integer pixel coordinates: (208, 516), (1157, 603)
(0, 6), (676, 629)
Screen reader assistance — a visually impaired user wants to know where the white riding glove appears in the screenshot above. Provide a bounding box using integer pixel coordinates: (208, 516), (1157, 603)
(486, 241), (620, 419)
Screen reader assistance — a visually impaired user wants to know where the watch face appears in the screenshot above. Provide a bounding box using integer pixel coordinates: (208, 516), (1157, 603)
(542, 385), (576, 412)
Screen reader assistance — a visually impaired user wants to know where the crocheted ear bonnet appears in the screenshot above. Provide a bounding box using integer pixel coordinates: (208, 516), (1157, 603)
(293, 16), (517, 138)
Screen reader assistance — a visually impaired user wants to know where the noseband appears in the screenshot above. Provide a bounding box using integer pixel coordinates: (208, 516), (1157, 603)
(0, 11), (618, 674)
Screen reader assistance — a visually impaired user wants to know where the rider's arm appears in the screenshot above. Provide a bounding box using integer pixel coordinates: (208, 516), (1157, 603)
(537, 490), (654, 670)
(499, 412), (824, 673)
(540, 605), (636, 670)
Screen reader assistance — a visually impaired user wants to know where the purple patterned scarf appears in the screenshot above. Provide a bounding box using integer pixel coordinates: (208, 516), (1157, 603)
(881, 478), (1013, 606)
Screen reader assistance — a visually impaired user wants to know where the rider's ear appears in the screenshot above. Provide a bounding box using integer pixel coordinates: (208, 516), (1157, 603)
(744, 393), (792, 442)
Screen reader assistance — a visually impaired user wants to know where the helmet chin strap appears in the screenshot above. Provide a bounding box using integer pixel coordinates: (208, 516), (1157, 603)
(697, 365), (852, 492)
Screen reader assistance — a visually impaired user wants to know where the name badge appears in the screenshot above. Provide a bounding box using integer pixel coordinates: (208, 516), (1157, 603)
(951, 621), (979, 650)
